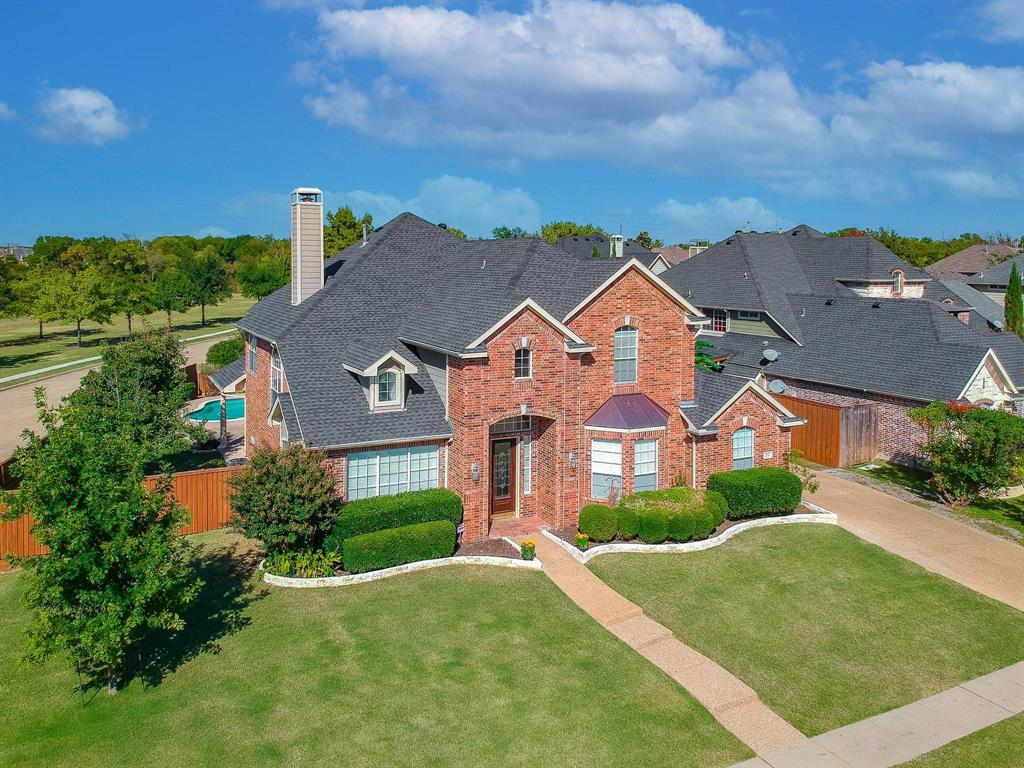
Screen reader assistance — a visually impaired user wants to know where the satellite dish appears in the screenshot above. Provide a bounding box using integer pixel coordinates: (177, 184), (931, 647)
(762, 349), (780, 362)
(768, 379), (786, 394)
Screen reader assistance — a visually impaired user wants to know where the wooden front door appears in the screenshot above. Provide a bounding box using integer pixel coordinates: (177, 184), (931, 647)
(490, 438), (517, 519)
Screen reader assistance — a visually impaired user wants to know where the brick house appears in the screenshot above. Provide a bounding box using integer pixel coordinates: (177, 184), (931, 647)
(233, 189), (803, 542)
(661, 226), (1024, 464)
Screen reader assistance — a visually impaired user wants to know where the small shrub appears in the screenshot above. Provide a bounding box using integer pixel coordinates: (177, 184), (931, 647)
(324, 488), (463, 552)
(667, 509), (696, 542)
(521, 540), (536, 560)
(342, 520), (456, 574)
(707, 467), (803, 519)
(264, 550), (341, 578)
(205, 335), (245, 370)
(705, 490), (728, 528)
(691, 507), (717, 540)
(637, 507), (670, 544)
(579, 504), (617, 542)
(616, 503), (640, 540)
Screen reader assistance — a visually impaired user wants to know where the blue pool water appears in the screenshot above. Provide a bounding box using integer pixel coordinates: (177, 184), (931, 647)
(188, 397), (245, 421)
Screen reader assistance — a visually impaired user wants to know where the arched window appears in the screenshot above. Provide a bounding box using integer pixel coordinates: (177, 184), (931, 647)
(613, 325), (638, 383)
(514, 347), (532, 379)
(732, 427), (754, 470)
(270, 348), (282, 393)
(892, 269), (905, 295)
(376, 370), (399, 406)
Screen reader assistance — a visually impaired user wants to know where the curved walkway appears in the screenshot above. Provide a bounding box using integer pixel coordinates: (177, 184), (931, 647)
(527, 534), (806, 755)
(807, 472), (1024, 611)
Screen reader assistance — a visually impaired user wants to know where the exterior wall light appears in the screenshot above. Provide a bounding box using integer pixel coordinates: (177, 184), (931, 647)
(568, 451), (576, 470)
(471, 463), (480, 482)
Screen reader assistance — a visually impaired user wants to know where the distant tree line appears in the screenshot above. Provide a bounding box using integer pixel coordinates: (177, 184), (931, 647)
(827, 227), (1023, 268)
(491, 222), (664, 249)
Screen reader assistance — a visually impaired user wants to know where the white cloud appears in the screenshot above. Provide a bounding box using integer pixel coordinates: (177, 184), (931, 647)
(977, 0), (1024, 42)
(224, 176), (541, 238)
(35, 87), (134, 145)
(290, 1), (1024, 204)
(654, 196), (781, 240)
(0, 101), (15, 121)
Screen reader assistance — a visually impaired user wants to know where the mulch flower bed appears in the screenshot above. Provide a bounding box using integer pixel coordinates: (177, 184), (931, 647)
(455, 538), (523, 560)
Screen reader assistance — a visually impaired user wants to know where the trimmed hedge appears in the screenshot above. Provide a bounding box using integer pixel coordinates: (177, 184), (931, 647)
(342, 520), (457, 574)
(707, 467), (802, 519)
(637, 507), (670, 544)
(579, 504), (618, 542)
(324, 488), (462, 553)
(667, 507), (696, 542)
(617, 504), (640, 540)
(614, 487), (726, 545)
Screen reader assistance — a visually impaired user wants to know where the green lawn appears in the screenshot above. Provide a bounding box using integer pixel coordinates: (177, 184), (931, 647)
(0, 529), (749, 768)
(590, 525), (1024, 736)
(0, 295), (255, 382)
(897, 713), (1024, 767)
(849, 461), (1024, 540)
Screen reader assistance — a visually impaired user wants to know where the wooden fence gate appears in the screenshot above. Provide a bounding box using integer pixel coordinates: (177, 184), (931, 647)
(776, 394), (879, 468)
(0, 465), (242, 572)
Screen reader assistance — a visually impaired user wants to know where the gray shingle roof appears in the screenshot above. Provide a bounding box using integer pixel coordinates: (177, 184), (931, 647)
(967, 254), (1024, 289)
(207, 357), (246, 392)
(555, 234), (653, 260)
(660, 226), (934, 346)
(705, 295), (1023, 402)
(682, 370), (749, 431)
(936, 280), (1006, 329)
(927, 244), (1019, 278)
(238, 213), (642, 449)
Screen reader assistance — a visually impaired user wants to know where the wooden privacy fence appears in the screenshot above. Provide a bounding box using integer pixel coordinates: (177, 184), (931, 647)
(0, 465), (242, 572)
(776, 394), (879, 468)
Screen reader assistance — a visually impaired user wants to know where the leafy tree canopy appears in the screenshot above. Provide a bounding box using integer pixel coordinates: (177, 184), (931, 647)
(634, 231), (664, 250)
(205, 334), (245, 369)
(1006, 262), (1023, 339)
(323, 206), (373, 256)
(825, 227), (995, 268)
(442, 225), (467, 239)
(540, 221), (608, 244)
(492, 225), (534, 239)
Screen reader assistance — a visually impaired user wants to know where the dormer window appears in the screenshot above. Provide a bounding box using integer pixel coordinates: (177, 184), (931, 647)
(376, 369), (400, 407)
(514, 348), (532, 379)
(892, 269), (905, 296)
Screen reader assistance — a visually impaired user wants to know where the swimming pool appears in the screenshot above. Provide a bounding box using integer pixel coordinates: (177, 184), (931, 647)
(188, 397), (245, 422)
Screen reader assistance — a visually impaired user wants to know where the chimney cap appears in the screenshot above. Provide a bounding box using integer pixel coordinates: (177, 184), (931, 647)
(292, 187), (323, 195)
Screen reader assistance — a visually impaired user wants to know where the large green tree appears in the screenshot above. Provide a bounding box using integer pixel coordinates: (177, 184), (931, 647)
(148, 267), (191, 327)
(70, 331), (202, 464)
(0, 252), (23, 317)
(635, 231), (664, 250)
(34, 265), (114, 347)
(492, 225), (533, 239)
(4, 393), (201, 694)
(181, 246), (231, 325)
(237, 251), (290, 299)
(107, 240), (152, 339)
(1005, 262), (1023, 339)
(540, 221), (608, 244)
(323, 206), (373, 256)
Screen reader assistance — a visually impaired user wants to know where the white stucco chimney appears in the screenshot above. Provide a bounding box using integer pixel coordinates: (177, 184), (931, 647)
(290, 187), (324, 305)
(609, 234), (625, 258)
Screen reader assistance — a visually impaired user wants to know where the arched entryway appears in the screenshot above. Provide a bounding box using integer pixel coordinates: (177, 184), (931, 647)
(487, 414), (557, 524)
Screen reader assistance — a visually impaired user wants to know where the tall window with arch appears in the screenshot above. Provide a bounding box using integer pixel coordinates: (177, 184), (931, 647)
(613, 325), (638, 384)
(270, 348), (283, 393)
(376, 369), (399, 406)
(514, 347), (532, 379)
(732, 427), (754, 470)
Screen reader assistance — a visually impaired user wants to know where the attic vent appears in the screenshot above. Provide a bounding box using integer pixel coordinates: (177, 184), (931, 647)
(825, 299), (835, 305)
(725, 240), (732, 245)
(791, 231), (799, 236)
(872, 302), (882, 308)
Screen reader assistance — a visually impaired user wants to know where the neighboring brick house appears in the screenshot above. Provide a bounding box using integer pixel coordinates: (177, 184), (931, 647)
(233, 189), (803, 542)
(661, 226), (1024, 465)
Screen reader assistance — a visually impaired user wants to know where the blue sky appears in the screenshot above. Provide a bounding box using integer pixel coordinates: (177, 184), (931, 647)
(1, 0), (1021, 245)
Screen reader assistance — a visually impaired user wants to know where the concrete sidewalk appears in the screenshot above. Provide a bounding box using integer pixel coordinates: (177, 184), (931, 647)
(807, 472), (1024, 611)
(530, 535), (806, 755)
(734, 661), (1024, 768)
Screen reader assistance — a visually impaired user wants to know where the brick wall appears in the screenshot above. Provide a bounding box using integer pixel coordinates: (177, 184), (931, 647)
(244, 335), (284, 451)
(780, 378), (926, 465)
(690, 388), (792, 488)
(322, 440), (449, 500)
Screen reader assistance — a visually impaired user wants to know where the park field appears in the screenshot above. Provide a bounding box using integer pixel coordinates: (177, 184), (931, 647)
(0, 295), (255, 384)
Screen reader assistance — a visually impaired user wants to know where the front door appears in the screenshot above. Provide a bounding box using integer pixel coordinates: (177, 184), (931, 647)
(490, 438), (517, 519)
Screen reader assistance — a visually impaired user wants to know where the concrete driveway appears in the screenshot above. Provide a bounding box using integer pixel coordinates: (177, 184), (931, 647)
(808, 472), (1024, 611)
(0, 338), (221, 460)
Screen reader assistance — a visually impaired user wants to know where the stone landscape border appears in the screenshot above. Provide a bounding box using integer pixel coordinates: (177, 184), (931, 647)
(263, 542), (541, 589)
(543, 506), (839, 564)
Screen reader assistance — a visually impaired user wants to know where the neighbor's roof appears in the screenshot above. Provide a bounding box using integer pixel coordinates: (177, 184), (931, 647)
(237, 213), (680, 449)
(707, 295), (1022, 402)
(554, 234), (653, 260)
(936, 279), (1006, 329)
(654, 245), (693, 265)
(926, 244), (1018, 278)
(585, 393), (670, 432)
(967, 254), (1024, 289)
(207, 357), (246, 392)
(660, 225), (932, 346)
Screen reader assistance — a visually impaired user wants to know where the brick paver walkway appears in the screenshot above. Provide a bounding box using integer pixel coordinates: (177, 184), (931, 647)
(807, 472), (1024, 611)
(529, 534), (806, 754)
(733, 661), (1024, 768)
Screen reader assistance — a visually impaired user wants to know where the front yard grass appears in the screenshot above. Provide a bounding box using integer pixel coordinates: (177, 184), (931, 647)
(589, 525), (1024, 736)
(849, 461), (1024, 540)
(896, 713), (1024, 767)
(0, 529), (750, 768)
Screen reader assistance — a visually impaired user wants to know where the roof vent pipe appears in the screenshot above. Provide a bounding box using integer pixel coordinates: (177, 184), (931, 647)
(361, 224), (368, 247)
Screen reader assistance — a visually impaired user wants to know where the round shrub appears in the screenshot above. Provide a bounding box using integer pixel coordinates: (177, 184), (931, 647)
(616, 503), (640, 540)
(691, 506), (717, 540)
(667, 509), (696, 542)
(205, 335), (245, 369)
(637, 506), (670, 544)
(705, 490), (728, 528)
(707, 467), (803, 519)
(579, 504), (618, 542)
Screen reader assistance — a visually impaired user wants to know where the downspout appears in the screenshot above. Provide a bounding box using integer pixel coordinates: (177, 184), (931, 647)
(690, 435), (698, 489)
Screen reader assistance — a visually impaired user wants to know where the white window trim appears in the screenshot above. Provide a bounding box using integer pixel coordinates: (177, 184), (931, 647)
(373, 368), (402, 409)
(270, 348), (283, 393)
(711, 309), (729, 333)
(633, 439), (658, 491)
(248, 334), (257, 372)
(736, 310), (761, 321)
(613, 325), (638, 384)
(514, 348), (533, 379)
(347, 446), (439, 500)
(732, 427), (755, 470)
(522, 435), (532, 495)
(591, 438), (623, 499)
